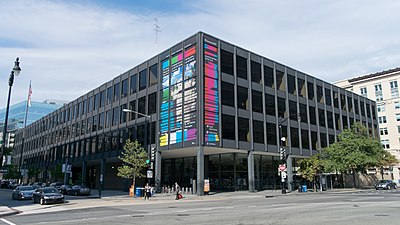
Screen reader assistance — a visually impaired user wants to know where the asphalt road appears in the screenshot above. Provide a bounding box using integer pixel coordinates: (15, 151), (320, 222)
(1, 188), (399, 225)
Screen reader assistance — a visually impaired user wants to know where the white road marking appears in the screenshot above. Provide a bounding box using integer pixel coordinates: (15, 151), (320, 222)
(0, 218), (16, 225)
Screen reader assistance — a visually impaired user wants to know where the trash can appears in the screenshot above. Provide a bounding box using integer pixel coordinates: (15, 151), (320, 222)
(302, 185), (307, 193)
(135, 187), (142, 197)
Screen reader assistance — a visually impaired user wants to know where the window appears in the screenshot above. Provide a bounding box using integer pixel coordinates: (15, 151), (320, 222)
(398, 126), (400, 134)
(93, 94), (99, 111)
(114, 83), (120, 102)
(106, 87), (112, 105)
(253, 120), (264, 144)
(236, 55), (247, 79)
(105, 110), (111, 128)
(130, 74), (137, 94)
(149, 64), (158, 87)
(266, 122), (277, 145)
(347, 96), (353, 112)
(287, 74), (296, 95)
(138, 97), (146, 117)
(298, 78), (306, 97)
(251, 61), (261, 84)
(120, 104), (127, 123)
(222, 114), (235, 140)
(317, 86), (324, 103)
(327, 112), (334, 129)
(395, 102), (400, 109)
(333, 91), (339, 108)
(381, 140), (390, 149)
(377, 105), (385, 112)
(325, 88), (332, 106)
(276, 69), (285, 91)
(380, 128), (388, 135)
(121, 79), (128, 98)
(318, 109), (326, 127)
(112, 107), (119, 126)
(221, 50), (234, 75)
(376, 93), (383, 101)
(238, 117), (249, 142)
(139, 69), (147, 91)
(221, 82), (234, 107)
(98, 112), (104, 130)
(264, 65), (274, 88)
(375, 84), (382, 91)
(290, 127), (299, 148)
(265, 94), (275, 116)
(301, 129), (309, 149)
(277, 97), (286, 118)
(360, 87), (367, 97)
(299, 103), (308, 124)
(128, 100), (136, 121)
(340, 94), (346, 111)
(252, 90), (263, 113)
(307, 82), (314, 100)
(237, 86), (248, 110)
(390, 80), (398, 89)
(397, 114), (400, 122)
(92, 115), (98, 132)
(379, 116), (387, 123)
(99, 90), (105, 108)
(148, 93), (157, 114)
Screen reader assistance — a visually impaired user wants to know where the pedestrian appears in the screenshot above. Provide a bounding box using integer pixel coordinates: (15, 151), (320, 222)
(144, 183), (151, 200)
(175, 182), (180, 200)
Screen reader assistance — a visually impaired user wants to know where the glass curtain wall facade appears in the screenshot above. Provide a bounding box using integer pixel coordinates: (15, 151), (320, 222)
(14, 32), (378, 192)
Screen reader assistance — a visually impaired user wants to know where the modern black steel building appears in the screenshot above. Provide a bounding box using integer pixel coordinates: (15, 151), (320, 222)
(13, 32), (378, 194)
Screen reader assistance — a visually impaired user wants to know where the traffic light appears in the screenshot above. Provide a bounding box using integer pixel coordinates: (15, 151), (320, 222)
(280, 147), (286, 161)
(150, 147), (156, 162)
(6, 133), (15, 148)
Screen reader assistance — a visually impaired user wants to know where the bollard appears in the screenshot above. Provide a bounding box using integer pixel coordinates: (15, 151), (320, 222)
(189, 187), (192, 194)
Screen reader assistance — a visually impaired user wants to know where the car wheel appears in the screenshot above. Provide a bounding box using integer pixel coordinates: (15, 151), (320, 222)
(394, 185), (397, 189)
(40, 198), (45, 205)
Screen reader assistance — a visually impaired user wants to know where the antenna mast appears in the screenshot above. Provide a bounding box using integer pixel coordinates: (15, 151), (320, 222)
(154, 18), (161, 50)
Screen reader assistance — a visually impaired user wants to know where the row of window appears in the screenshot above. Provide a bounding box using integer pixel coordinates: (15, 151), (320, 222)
(221, 114), (376, 150)
(360, 80), (399, 100)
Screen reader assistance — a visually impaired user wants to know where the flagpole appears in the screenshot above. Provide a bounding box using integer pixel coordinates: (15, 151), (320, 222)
(18, 81), (31, 183)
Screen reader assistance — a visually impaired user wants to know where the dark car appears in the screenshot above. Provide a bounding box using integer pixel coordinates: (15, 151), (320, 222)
(59, 185), (72, 194)
(375, 180), (397, 190)
(32, 187), (64, 205)
(12, 186), (36, 200)
(0, 180), (10, 188)
(67, 185), (91, 196)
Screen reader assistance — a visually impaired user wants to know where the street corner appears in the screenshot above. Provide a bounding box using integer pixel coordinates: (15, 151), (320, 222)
(0, 206), (20, 217)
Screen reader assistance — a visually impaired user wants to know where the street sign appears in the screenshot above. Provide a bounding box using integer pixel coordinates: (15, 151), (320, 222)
(147, 170), (153, 178)
(281, 171), (287, 179)
(278, 164), (286, 172)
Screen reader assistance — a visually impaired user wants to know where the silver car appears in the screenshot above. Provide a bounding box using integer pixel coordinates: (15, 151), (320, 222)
(12, 186), (36, 200)
(375, 180), (397, 190)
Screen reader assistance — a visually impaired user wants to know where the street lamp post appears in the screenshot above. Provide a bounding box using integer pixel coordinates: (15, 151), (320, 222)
(1, 58), (21, 168)
(278, 113), (300, 194)
(122, 109), (152, 183)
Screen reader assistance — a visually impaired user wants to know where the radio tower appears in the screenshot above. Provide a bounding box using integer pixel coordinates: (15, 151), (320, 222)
(154, 18), (161, 50)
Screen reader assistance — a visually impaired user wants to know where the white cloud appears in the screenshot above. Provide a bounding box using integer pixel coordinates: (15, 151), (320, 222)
(1, 0), (399, 108)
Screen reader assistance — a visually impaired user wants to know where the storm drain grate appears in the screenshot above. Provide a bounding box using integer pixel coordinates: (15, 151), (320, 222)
(375, 214), (389, 217)
(132, 215), (145, 218)
(177, 214), (190, 217)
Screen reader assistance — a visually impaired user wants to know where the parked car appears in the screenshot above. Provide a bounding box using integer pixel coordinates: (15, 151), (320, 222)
(59, 185), (72, 194)
(31, 182), (43, 189)
(49, 182), (63, 191)
(67, 185), (91, 196)
(375, 180), (397, 190)
(0, 180), (10, 189)
(32, 187), (64, 205)
(12, 186), (36, 200)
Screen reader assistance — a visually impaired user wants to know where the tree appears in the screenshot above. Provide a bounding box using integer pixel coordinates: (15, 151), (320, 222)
(27, 166), (41, 183)
(322, 122), (398, 188)
(50, 164), (63, 182)
(117, 139), (148, 189)
(298, 154), (324, 192)
(3, 164), (19, 180)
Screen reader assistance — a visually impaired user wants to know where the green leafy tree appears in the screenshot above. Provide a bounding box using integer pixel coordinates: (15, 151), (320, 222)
(117, 139), (148, 188)
(3, 164), (19, 180)
(50, 164), (63, 182)
(298, 154), (324, 191)
(322, 122), (398, 187)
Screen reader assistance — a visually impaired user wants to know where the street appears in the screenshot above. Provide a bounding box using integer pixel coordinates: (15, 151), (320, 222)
(0, 188), (399, 225)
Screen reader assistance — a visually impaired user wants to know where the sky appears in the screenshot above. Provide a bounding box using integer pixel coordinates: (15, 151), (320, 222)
(0, 0), (400, 109)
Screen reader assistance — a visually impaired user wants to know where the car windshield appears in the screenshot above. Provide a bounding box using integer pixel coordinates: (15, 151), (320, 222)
(379, 180), (389, 184)
(43, 188), (59, 193)
(19, 186), (35, 191)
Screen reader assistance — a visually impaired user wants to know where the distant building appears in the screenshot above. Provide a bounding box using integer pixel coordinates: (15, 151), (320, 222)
(335, 68), (400, 182)
(0, 99), (66, 132)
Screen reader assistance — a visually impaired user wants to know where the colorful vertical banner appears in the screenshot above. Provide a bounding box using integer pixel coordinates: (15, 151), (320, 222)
(204, 38), (220, 146)
(169, 52), (184, 145)
(183, 45), (197, 143)
(159, 59), (170, 147)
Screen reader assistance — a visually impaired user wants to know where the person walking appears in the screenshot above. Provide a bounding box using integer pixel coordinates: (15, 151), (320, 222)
(175, 182), (180, 200)
(144, 183), (151, 200)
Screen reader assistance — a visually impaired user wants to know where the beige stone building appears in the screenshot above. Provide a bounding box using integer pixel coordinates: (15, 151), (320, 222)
(335, 68), (400, 183)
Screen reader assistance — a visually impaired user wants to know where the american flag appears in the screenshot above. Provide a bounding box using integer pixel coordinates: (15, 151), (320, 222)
(28, 82), (32, 107)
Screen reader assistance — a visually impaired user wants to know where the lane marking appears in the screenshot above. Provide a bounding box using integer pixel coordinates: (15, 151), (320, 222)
(0, 218), (16, 225)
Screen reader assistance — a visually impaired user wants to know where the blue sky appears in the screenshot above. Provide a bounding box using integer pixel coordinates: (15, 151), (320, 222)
(1, 0), (400, 108)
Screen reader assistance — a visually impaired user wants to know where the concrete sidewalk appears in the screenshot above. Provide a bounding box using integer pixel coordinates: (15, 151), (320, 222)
(0, 206), (19, 217)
